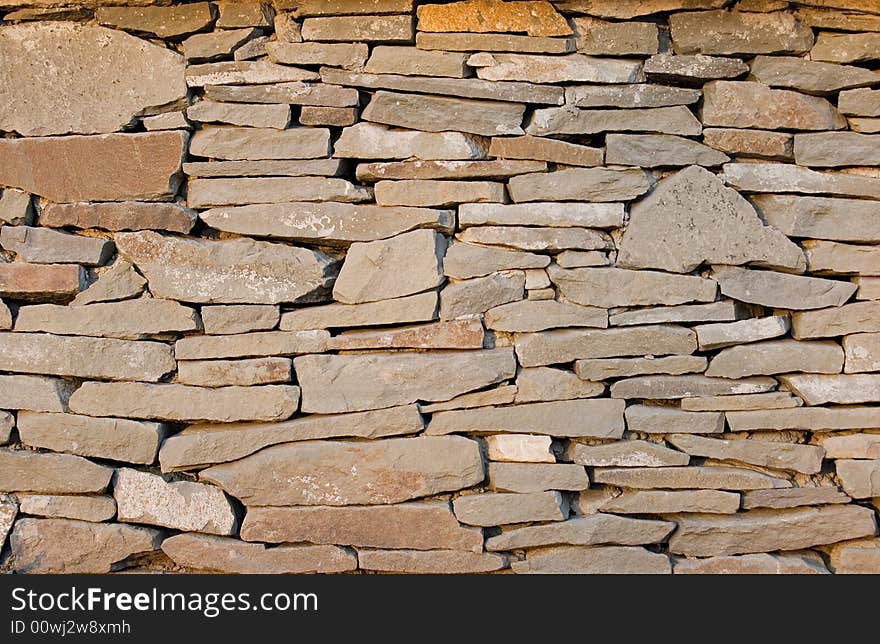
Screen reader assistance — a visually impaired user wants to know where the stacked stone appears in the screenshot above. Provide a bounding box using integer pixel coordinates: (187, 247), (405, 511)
(0, 0), (878, 575)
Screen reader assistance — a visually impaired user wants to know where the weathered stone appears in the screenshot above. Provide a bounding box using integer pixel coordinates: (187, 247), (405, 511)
(186, 61), (318, 87)
(0, 450), (112, 494)
(205, 82), (359, 107)
(702, 81), (845, 131)
(612, 375), (777, 399)
(488, 462), (589, 493)
(554, 251), (609, 268)
(474, 53), (643, 84)
(201, 305), (279, 335)
(321, 68), (564, 104)
(486, 300), (606, 333)
(0, 411), (12, 444)
(175, 331), (327, 360)
(668, 505), (877, 556)
(18, 412), (164, 465)
(204, 435), (482, 506)
(116, 231), (337, 305)
(509, 167), (652, 204)
(357, 160), (545, 182)
(727, 406), (880, 432)
(142, 111), (189, 130)
(575, 356), (707, 381)
(796, 4), (880, 31)
(795, 133), (880, 168)
(163, 534), (355, 574)
(282, 292), (438, 330)
(811, 32), (880, 63)
(421, 386), (517, 413)
(791, 301), (880, 340)
(550, 266), (716, 308)
(114, 468), (236, 535)
(706, 339), (844, 378)
(711, 265), (857, 310)
(160, 405), (422, 471)
(359, 549), (507, 574)
(751, 56), (879, 95)
(670, 9), (813, 55)
(440, 272), (524, 320)
(674, 552), (830, 574)
(363, 45), (466, 78)
(608, 490), (741, 516)
(805, 240), (880, 276)
(0, 332), (174, 381)
(553, 0), (727, 19)
(444, 242), (548, 280)
(329, 319), (482, 351)
(280, 0), (414, 16)
(0, 132), (186, 202)
(619, 166), (804, 273)
(95, 3), (215, 38)
(267, 41), (368, 70)
(183, 27), (259, 62)
(515, 367), (603, 403)
(680, 392), (802, 412)
(69, 382), (299, 423)
(486, 514), (675, 551)
(572, 16), (658, 55)
(416, 31), (573, 54)
(10, 518), (161, 574)
(216, 1), (272, 28)
(625, 405), (725, 434)
(375, 180), (503, 208)
(517, 325), (697, 367)
(487, 136), (603, 168)
(334, 123), (487, 160)
(781, 374), (880, 405)
(839, 88), (880, 117)
(845, 333), (880, 373)
(566, 84), (701, 110)
(823, 434), (880, 460)
(828, 538), (880, 574)
(0, 375), (74, 413)
(593, 466), (790, 490)
(702, 128), (793, 160)
(1, 226), (113, 266)
(568, 440), (690, 468)
(427, 399), (625, 438)
(839, 460), (880, 499)
(40, 202), (196, 234)
(0, 23), (185, 136)
(187, 102), (290, 129)
(528, 105), (702, 136)
(643, 53), (749, 82)
(298, 106), (359, 126)
(15, 299), (199, 340)
(742, 487), (851, 510)
(0, 264), (86, 303)
(513, 545), (671, 574)
(610, 301), (747, 327)
(459, 226), (611, 252)
(462, 204), (623, 232)
(301, 14), (414, 42)
(295, 349), (515, 413)
(696, 315), (791, 350)
(417, 0), (570, 37)
(721, 163), (880, 199)
(856, 276), (880, 300)
(332, 229), (444, 304)
(669, 434), (824, 475)
(72, 261), (147, 307)
(607, 134), (729, 167)
(178, 357), (292, 387)
(485, 434), (554, 463)
(17, 494), (116, 523)
(454, 491), (567, 526)
(0, 189), (34, 226)
(190, 127), (329, 160)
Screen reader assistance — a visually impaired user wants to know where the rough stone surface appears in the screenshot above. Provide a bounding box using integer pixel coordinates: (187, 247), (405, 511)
(359, 549), (507, 574)
(625, 405), (726, 435)
(668, 434), (825, 475)
(811, 32), (880, 63)
(486, 300), (606, 333)
(603, 490), (740, 515)
(712, 266), (857, 310)
(485, 515), (675, 551)
(593, 466), (790, 490)
(444, 242), (549, 279)
(174, 330), (328, 360)
(334, 123), (487, 160)
(16, 494), (116, 523)
(528, 106), (702, 136)
(742, 487), (851, 510)
(644, 54), (748, 82)
(780, 374), (880, 406)
(845, 334), (880, 373)
(696, 316), (791, 350)
(40, 202), (196, 234)
(512, 546), (672, 574)
(674, 552), (830, 574)
(567, 440), (689, 468)
(440, 271), (524, 319)
(0, 450), (112, 494)
(721, 162), (880, 199)
(417, 1), (571, 37)
(282, 292), (438, 330)
(706, 339), (844, 378)
(611, 375), (777, 399)
(670, 10), (814, 55)
(703, 128), (793, 160)
(795, 133), (880, 167)
(606, 135), (729, 167)
(453, 490), (567, 526)
(549, 266), (717, 308)
(750, 56), (880, 95)
(489, 462), (589, 493)
(575, 356), (707, 381)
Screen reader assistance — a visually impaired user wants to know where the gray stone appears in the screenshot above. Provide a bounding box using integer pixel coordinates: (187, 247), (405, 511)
(550, 266), (716, 308)
(528, 105), (702, 136)
(711, 265), (857, 310)
(486, 300), (607, 333)
(509, 168), (651, 204)
(668, 434), (825, 475)
(706, 339), (844, 378)
(458, 226), (612, 252)
(643, 53), (749, 82)
(750, 55), (880, 94)
(566, 83), (701, 109)
(444, 242), (548, 279)
(282, 292), (438, 330)
(575, 356), (707, 381)
(727, 406), (880, 432)
(567, 440), (690, 468)
(474, 53), (644, 84)
(95, 3), (215, 38)
(0, 189), (34, 226)
(625, 405), (726, 434)
(359, 549), (507, 574)
(0, 411), (11, 444)
(453, 491), (567, 527)
(845, 333), (880, 373)
(742, 487), (851, 510)
(670, 9), (814, 55)
(721, 163), (880, 199)
(674, 552), (830, 574)
(489, 463), (590, 493)
(611, 375), (777, 399)
(606, 134), (729, 167)
(0, 450), (112, 494)
(334, 123), (487, 160)
(440, 271), (525, 319)
(804, 240), (880, 276)
(512, 546), (672, 574)
(1, 227), (113, 266)
(201, 305), (280, 335)
(593, 466), (791, 490)
(603, 490), (740, 514)
(554, 251), (609, 268)
(485, 434), (554, 463)
(754, 196), (880, 244)
(485, 515), (675, 551)
(696, 315), (791, 350)
(794, 132), (880, 167)
(572, 16), (659, 55)
(421, 386), (517, 414)
(329, 319), (484, 351)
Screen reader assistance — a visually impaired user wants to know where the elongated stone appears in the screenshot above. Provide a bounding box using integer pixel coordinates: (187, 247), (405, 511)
(670, 9), (814, 55)
(485, 300), (607, 333)
(552, 0), (727, 19)
(488, 136), (604, 167)
(711, 265), (857, 310)
(163, 534), (356, 574)
(804, 240), (880, 276)
(607, 134), (729, 167)
(416, 31), (574, 54)
(811, 32), (880, 63)
(360, 549), (507, 574)
(187, 102), (290, 129)
(444, 242), (548, 279)
(365, 45), (468, 78)
(489, 463), (589, 493)
(329, 319), (483, 351)
(417, 0), (570, 37)
(575, 356), (707, 381)
(301, 14), (414, 43)
(160, 405), (423, 471)
(485, 515), (675, 551)
(839, 88), (880, 117)
(459, 226), (611, 252)
(513, 546), (671, 574)
(0, 450), (112, 494)
(794, 132), (880, 168)
(0, 132), (186, 202)
(356, 160), (546, 182)
(572, 16), (658, 55)
(0, 23), (186, 136)
(727, 406), (880, 432)
(295, 348), (516, 413)
(205, 82), (359, 107)
(603, 490), (740, 514)
(485, 434), (553, 463)
(39, 202), (196, 234)
(282, 0), (414, 16)
(702, 128), (793, 160)
(95, 3), (215, 38)
(440, 271), (524, 319)
(793, 302), (880, 340)
(594, 466), (791, 490)
(427, 399), (625, 438)
(1, 227), (113, 266)
(17, 494), (116, 523)
(643, 53), (748, 82)
(680, 392), (802, 412)
(516, 325), (697, 367)
(742, 487), (851, 510)
(174, 330), (327, 360)
(668, 434), (824, 475)
(609, 301), (747, 327)
(567, 440), (690, 468)
(0, 375), (75, 413)
(566, 84), (701, 109)
(281, 292), (438, 330)
(721, 163), (880, 199)
(706, 339), (844, 378)
(334, 123), (487, 160)
(528, 105), (702, 136)
(203, 436), (482, 506)
(69, 382), (300, 423)
(474, 53), (643, 84)
(612, 375), (776, 399)
(201, 305), (279, 335)
(625, 405), (725, 434)
(828, 539), (880, 574)
(550, 266), (716, 308)
(780, 374), (880, 405)
(178, 357), (292, 387)
(674, 552), (830, 574)
(750, 55), (880, 94)
(183, 159), (345, 178)
(421, 386), (517, 414)
(116, 231), (337, 305)
(188, 176), (370, 207)
(845, 333), (880, 373)
(696, 316), (791, 350)
(509, 167), (652, 203)
(183, 27), (259, 62)
(266, 41), (369, 69)
(185, 61), (318, 87)
(822, 434), (880, 460)
(668, 506), (877, 557)
(453, 491), (566, 527)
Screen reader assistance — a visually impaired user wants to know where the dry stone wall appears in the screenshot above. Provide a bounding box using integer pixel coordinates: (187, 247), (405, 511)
(0, 0), (879, 575)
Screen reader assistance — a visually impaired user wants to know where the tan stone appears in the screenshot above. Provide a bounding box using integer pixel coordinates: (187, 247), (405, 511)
(611, 375), (777, 399)
(515, 367), (603, 403)
(458, 226), (611, 252)
(69, 382), (300, 423)
(17, 494), (116, 523)
(183, 27), (259, 62)
(567, 440), (689, 468)
(267, 41), (368, 70)
(444, 242), (548, 280)
(329, 319), (483, 351)
(364, 45), (468, 78)
(674, 552), (830, 574)
(572, 16), (658, 55)
(334, 123), (487, 160)
(0, 375), (75, 413)
(668, 506), (877, 557)
(553, 0), (727, 19)
(625, 405), (725, 434)
(299, 106), (358, 126)
(0, 23), (185, 136)
(695, 315), (791, 350)
(95, 3), (215, 38)
(203, 435), (483, 506)
(282, 0), (414, 16)
(670, 9), (813, 55)
(811, 32), (880, 63)
(10, 518), (161, 574)
(822, 434), (880, 459)
(643, 53), (749, 82)
(828, 538), (880, 574)
(839, 88), (880, 117)
(486, 514), (675, 551)
(606, 134), (729, 167)
(609, 301), (747, 327)
(163, 534), (356, 574)
(593, 466), (790, 490)
(1, 227), (113, 266)
(474, 53), (644, 84)
(359, 549), (507, 574)
(706, 339), (844, 378)
(488, 136), (603, 167)
(416, 31), (574, 54)
(188, 176), (370, 207)
(742, 487), (851, 510)
(750, 55), (880, 94)
(0, 188), (34, 226)
(485, 434), (554, 463)
(0, 450), (112, 494)
(160, 405), (422, 472)
(527, 106), (701, 137)
(669, 434), (825, 475)
(190, 126), (323, 161)
(513, 545), (671, 574)
(427, 399), (625, 439)
(727, 406), (880, 432)
(185, 61), (318, 86)
(804, 240), (880, 276)
(174, 330), (327, 360)
(567, 84), (701, 110)
(550, 266), (716, 308)
(40, 202), (196, 234)
(0, 411), (12, 444)
(607, 490), (740, 517)
(177, 357), (292, 387)
(421, 386), (518, 413)
(216, 2), (272, 28)
(795, 133), (880, 169)
(204, 82), (359, 107)
(0, 332), (174, 381)
(281, 292), (438, 330)
(142, 111), (188, 130)
(0, 132), (185, 202)
(453, 491), (567, 527)
(856, 277), (880, 300)
(793, 301), (880, 341)
(417, 1), (570, 37)
(488, 462), (588, 493)
(575, 356), (707, 381)
(116, 231), (337, 305)
(702, 128), (793, 160)
(781, 374), (880, 405)
(721, 162), (880, 199)
(711, 265), (857, 310)
(516, 325), (697, 367)
(845, 333), (880, 373)
(356, 160), (545, 182)
(201, 305), (280, 335)
(375, 179), (504, 207)
(795, 5), (880, 32)
(680, 392), (802, 412)
(440, 271), (524, 319)
(187, 101), (291, 129)
(301, 14), (414, 42)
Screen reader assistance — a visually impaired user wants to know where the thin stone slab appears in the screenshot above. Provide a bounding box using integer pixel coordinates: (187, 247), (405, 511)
(706, 339), (844, 378)
(374, 179), (503, 207)
(794, 132), (880, 168)
(567, 440), (690, 468)
(485, 300), (607, 333)
(0, 375), (75, 413)
(839, 88), (880, 117)
(0, 450), (112, 494)
(828, 538), (880, 574)
(780, 374), (880, 406)
(550, 266), (716, 308)
(669, 9), (814, 55)
(444, 242), (548, 279)
(509, 167), (652, 203)
(593, 466), (791, 490)
(668, 434), (825, 475)
(190, 127), (330, 160)
(458, 226), (612, 252)
(572, 16), (659, 55)
(489, 462), (589, 493)
(359, 549), (507, 574)
(643, 53), (749, 82)
(811, 32), (880, 63)
(703, 128), (793, 161)
(416, 0), (571, 37)
(300, 15), (414, 43)
(329, 319), (484, 351)
(178, 357), (292, 387)
(711, 265), (857, 310)
(793, 302), (880, 340)
(609, 301), (747, 327)
(1, 226), (113, 266)
(804, 240), (880, 276)
(356, 160), (546, 181)
(606, 134), (729, 167)
(266, 41), (369, 70)
(695, 315), (791, 350)
(822, 434), (880, 460)
(187, 101), (291, 129)
(566, 84), (701, 109)
(474, 53), (644, 84)
(17, 494), (116, 523)
(721, 163), (880, 199)
(727, 406), (880, 432)
(420, 386), (517, 414)
(40, 202), (196, 234)
(527, 105), (702, 136)
(625, 405), (725, 434)
(174, 330), (327, 359)
(674, 552), (830, 574)
(487, 136), (604, 167)
(204, 82), (359, 107)
(552, 0), (727, 19)
(680, 392), (802, 412)
(575, 356), (707, 381)
(602, 490), (740, 515)
(183, 159), (345, 177)
(334, 123), (487, 160)
(512, 546), (672, 574)
(742, 487), (851, 510)
(416, 31), (574, 54)
(201, 305), (279, 335)
(95, 4), (215, 38)
(485, 515), (675, 551)
(73, 262), (145, 307)
(185, 61), (319, 87)
(183, 27), (259, 62)
(440, 271), (524, 319)
(750, 55), (880, 94)
(365, 45), (468, 77)
(453, 491), (567, 527)
(611, 375), (777, 399)
(459, 202), (623, 229)
(281, 292), (438, 330)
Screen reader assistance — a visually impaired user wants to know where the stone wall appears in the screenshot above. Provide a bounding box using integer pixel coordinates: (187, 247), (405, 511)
(0, 0), (879, 575)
